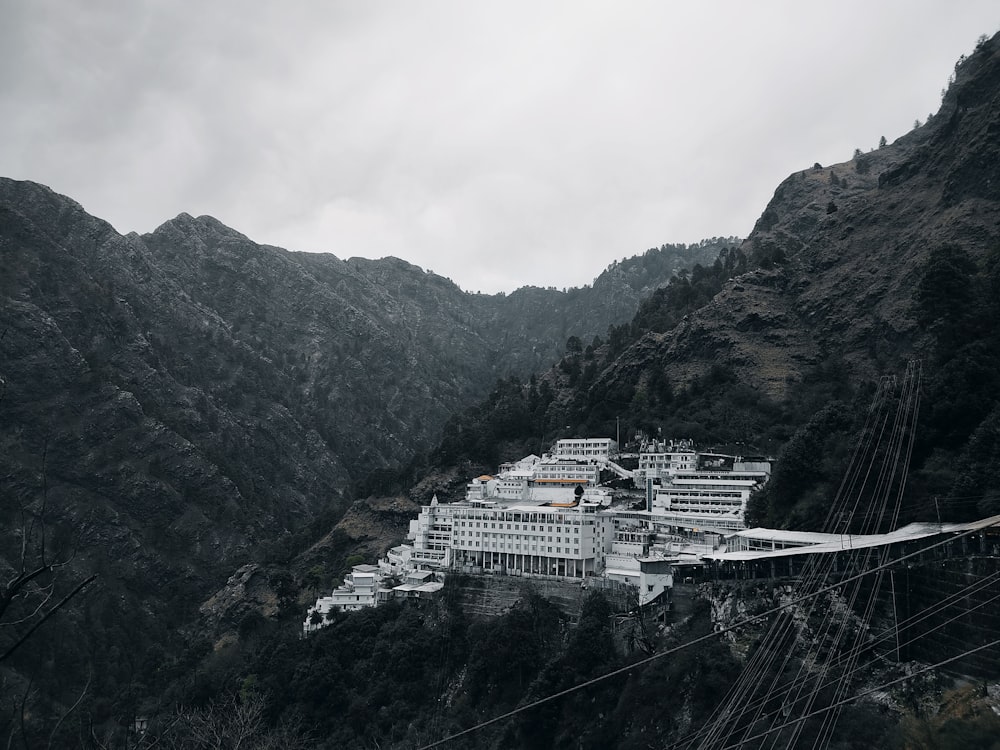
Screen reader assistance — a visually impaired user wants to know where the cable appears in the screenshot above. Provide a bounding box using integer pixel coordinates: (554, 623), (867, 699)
(718, 636), (1000, 750)
(667, 569), (1000, 750)
(415, 519), (998, 749)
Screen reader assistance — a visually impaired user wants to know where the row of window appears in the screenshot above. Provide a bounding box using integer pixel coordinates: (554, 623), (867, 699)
(456, 520), (589, 534)
(456, 530), (583, 543)
(461, 541), (584, 554)
(656, 491), (747, 500)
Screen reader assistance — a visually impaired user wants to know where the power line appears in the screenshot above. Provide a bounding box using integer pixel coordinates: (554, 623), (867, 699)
(415, 517), (998, 749)
(668, 570), (1000, 750)
(718, 636), (1000, 750)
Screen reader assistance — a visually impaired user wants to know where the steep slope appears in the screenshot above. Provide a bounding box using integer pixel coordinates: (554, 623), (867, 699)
(0, 175), (721, 723)
(619, 37), (1000, 399)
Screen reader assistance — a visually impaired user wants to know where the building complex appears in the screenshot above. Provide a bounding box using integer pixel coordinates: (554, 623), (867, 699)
(304, 436), (773, 633)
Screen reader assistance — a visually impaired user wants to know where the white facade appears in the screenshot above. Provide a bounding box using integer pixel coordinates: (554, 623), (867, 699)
(408, 495), (454, 569)
(408, 494), (618, 579)
(450, 502), (615, 578)
(553, 438), (617, 460)
(379, 544), (414, 577)
(465, 456), (603, 506)
(533, 457), (600, 484)
(303, 564), (393, 633)
(634, 438), (697, 485)
(650, 469), (770, 533)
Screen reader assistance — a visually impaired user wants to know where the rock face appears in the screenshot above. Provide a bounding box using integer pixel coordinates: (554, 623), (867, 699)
(598, 35), (1000, 400)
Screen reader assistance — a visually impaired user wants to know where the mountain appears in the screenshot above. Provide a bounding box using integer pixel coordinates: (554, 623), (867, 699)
(236, 33), (1000, 747)
(0, 174), (724, 724)
(403, 32), (1000, 529)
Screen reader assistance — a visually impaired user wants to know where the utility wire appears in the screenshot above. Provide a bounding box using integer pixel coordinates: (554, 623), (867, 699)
(718, 636), (1000, 750)
(415, 518), (998, 749)
(668, 569), (1000, 750)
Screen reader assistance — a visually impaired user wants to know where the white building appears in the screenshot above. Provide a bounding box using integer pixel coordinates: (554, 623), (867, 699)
(603, 525), (674, 605)
(379, 544), (414, 577)
(634, 438), (697, 485)
(650, 464), (770, 533)
(408, 495), (455, 569)
(409, 494), (617, 579)
(303, 564), (394, 633)
(465, 455), (604, 506)
(554, 438), (617, 460)
(304, 559), (446, 634)
(631, 439), (771, 533)
(449, 500), (615, 578)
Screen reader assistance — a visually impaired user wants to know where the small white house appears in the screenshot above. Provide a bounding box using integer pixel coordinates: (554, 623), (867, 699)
(303, 564), (394, 634)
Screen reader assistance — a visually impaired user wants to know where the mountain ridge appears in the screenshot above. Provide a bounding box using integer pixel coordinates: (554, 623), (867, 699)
(0, 174), (726, 723)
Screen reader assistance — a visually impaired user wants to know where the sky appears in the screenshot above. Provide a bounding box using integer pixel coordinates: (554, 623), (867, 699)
(1, 2), (997, 294)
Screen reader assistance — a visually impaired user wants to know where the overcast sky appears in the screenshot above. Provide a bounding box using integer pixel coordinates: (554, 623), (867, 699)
(2, 2), (997, 293)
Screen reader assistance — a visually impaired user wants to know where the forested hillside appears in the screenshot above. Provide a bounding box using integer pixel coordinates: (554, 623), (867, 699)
(0, 178), (724, 742)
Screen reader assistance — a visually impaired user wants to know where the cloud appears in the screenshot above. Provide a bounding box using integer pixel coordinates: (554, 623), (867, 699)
(2, 1), (997, 292)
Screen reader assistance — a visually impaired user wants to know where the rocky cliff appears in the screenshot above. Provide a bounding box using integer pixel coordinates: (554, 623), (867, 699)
(611, 36), (1000, 399)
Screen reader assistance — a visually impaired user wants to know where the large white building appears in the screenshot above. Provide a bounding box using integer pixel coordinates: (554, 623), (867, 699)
(465, 453), (606, 505)
(448, 500), (615, 578)
(634, 439), (771, 533)
(648, 466), (770, 533)
(306, 437), (770, 631)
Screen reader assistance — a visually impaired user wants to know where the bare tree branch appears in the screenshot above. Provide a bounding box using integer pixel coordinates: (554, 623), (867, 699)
(46, 669), (91, 750)
(0, 573), (97, 662)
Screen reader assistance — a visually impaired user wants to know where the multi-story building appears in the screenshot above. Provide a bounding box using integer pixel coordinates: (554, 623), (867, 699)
(465, 455), (602, 505)
(410, 497), (616, 579)
(631, 438), (771, 533)
(303, 564), (394, 632)
(634, 438), (698, 485)
(408, 495), (455, 569)
(650, 464), (770, 533)
(603, 524), (674, 605)
(553, 438), (617, 460)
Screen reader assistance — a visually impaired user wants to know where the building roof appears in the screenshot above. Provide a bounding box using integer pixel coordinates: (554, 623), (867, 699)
(730, 528), (849, 545)
(392, 582), (445, 594)
(707, 515), (1000, 562)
